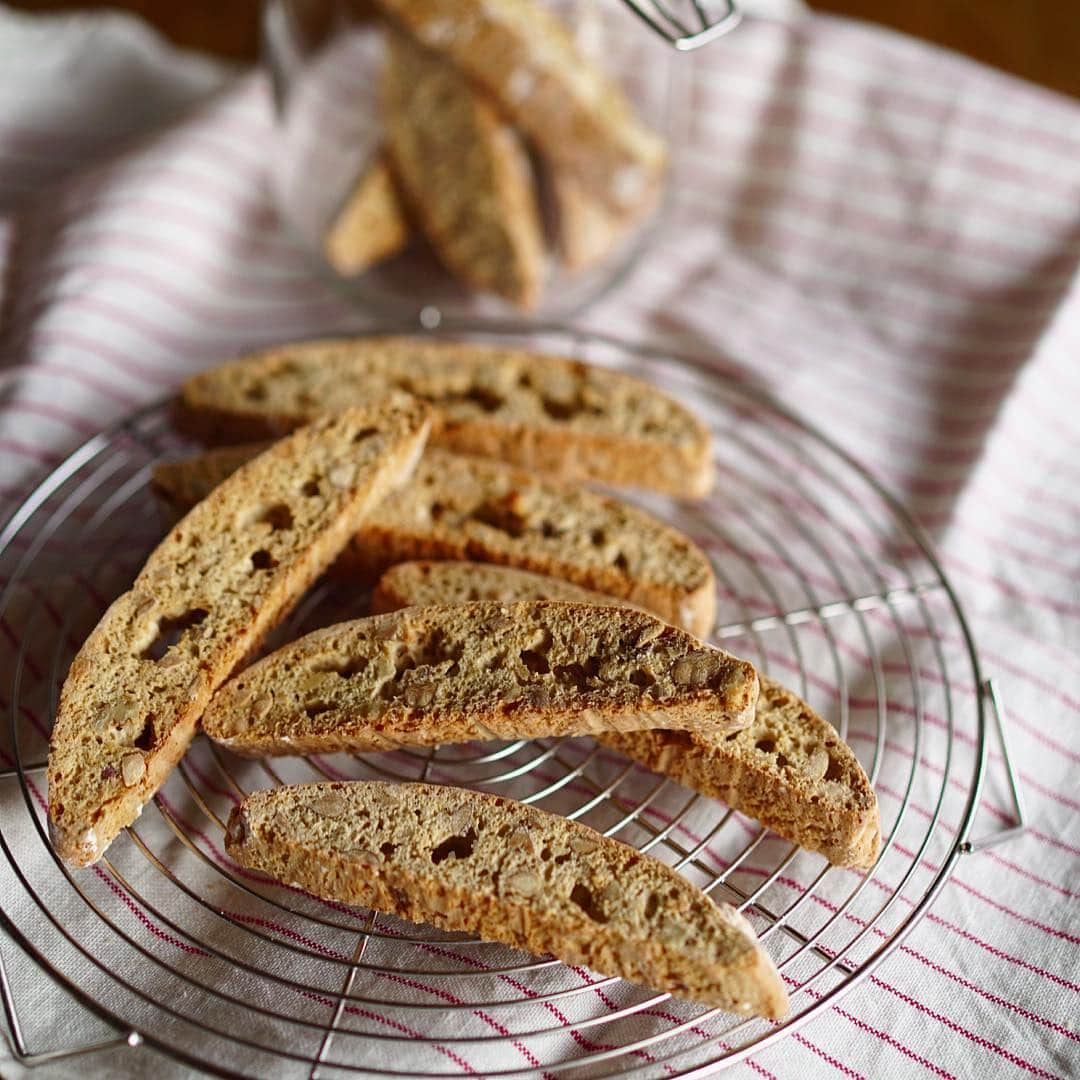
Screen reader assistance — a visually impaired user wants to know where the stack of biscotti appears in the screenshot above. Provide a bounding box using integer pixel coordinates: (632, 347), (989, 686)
(170, 335), (880, 872)
(323, 0), (667, 304)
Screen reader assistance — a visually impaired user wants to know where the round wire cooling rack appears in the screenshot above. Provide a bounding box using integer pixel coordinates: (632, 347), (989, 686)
(0, 322), (1023, 1079)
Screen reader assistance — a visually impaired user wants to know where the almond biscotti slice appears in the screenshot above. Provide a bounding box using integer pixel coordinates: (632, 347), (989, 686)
(373, 561), (881, 868)
(372, 0), (668, 213)
(323, 156), (409, 277)
(225, 781), (788, 1017)
(601, 680), (881, 870)
(47, 398), (431, 867)
(384, 31), (545, 308)
(175, 335), (713, 497)
(202, 601), (758, 755)
(152, 448), (717, 638)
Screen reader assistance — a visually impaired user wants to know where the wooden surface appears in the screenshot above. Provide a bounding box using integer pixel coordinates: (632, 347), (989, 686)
(9, 1), (1080, 99)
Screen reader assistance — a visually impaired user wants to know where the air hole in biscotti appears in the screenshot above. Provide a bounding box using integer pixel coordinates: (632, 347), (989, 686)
(612, 552), (630, 572)
(775, 753), (789, 770)
(824, 755), (845, 782)
(553, 852), (571, 865)
(540, 396), (581, 421)
(352, 426), (379, 444)
(259, 503), (294, 531)
(755, 738), (776, 754)
(644, 892), (659, 920)
(431, 829), (476, 864)
(381, 841), (398, 858)
(245, 382), (267, 401)
(540, 520), (561, 539)
(251, 549), (278, 571)
(520, 649), (550, 675)
(540, 846), (552, 861)
(629, 668), (654, 688)
(472, 500), (527, 538)
(569, 883), (609, 923)
(431, 502), (448, 521)
(304, 701), (333, 718)
(301, 479), (321, 497)
(590, 529), (606, 547)
(141, 608), (208, 660)
(314, 656), (369, 679)
(461, 387), (504, 412)
(133, 714), (156, 751)
(554, 657), (601, 691)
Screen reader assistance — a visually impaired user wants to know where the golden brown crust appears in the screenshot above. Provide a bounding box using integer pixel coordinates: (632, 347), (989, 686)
(47, 399), (431, 867)
(225, 781), (788, 1017)
(174, 335), (713, 498)
(383, 31), (545, 308)
(201, 600), (758, 755)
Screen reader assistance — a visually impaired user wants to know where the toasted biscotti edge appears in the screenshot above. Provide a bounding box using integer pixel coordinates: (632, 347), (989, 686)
(226, 780), (788, 1017)
(48, 400), (432, 866)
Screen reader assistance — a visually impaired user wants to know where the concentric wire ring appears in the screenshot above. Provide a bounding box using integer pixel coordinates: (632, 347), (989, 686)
(0, 322), (986, 1078)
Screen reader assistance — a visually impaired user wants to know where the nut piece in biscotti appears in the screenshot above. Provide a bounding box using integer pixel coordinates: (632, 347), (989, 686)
(384, 31), (545, 308)
(323, 156), (409, 276)
(225, 781), (788, 1017)
(174, 335), (713, 498)
(371, 560), (880, 868)
(47, 398), (432, 867)
(152, 448), (717, 638)
(371, 0), (668, 212)
(370, 560), (626, 613)
(601, 677), (881, 869)
(202, 600), (758, 755)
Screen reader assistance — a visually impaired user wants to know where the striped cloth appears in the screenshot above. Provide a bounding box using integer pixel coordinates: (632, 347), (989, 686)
(1, 6), (1078, 1079)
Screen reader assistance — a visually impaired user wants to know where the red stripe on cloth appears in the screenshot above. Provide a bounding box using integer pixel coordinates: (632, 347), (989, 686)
(868, 979), (1063, 1080)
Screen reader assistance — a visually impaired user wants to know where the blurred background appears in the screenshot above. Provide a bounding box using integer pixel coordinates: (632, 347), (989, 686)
(8, 0), (1080, 98)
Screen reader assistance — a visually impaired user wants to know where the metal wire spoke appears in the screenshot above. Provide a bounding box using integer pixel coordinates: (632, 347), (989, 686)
(0, 322), (996, 1078)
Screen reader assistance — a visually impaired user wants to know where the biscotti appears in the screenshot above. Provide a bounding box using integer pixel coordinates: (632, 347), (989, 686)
(47, 399), (431, 867)
(323, 156), (409, 276)
(384, 31), (545, 308)
(601, 679), (881, 869)
(225, 781), (788, 1017)
(371, 560), (623, 612)
(372, 560), (880, 868)
(202, 601), (758, 755)
(152, 448), (717, 638)
(371, 0), (668, 212)
(174, 335), (713, 497)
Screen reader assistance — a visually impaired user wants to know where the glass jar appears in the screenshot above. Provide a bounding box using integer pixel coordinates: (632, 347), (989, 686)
(262, 0), (685, 322)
